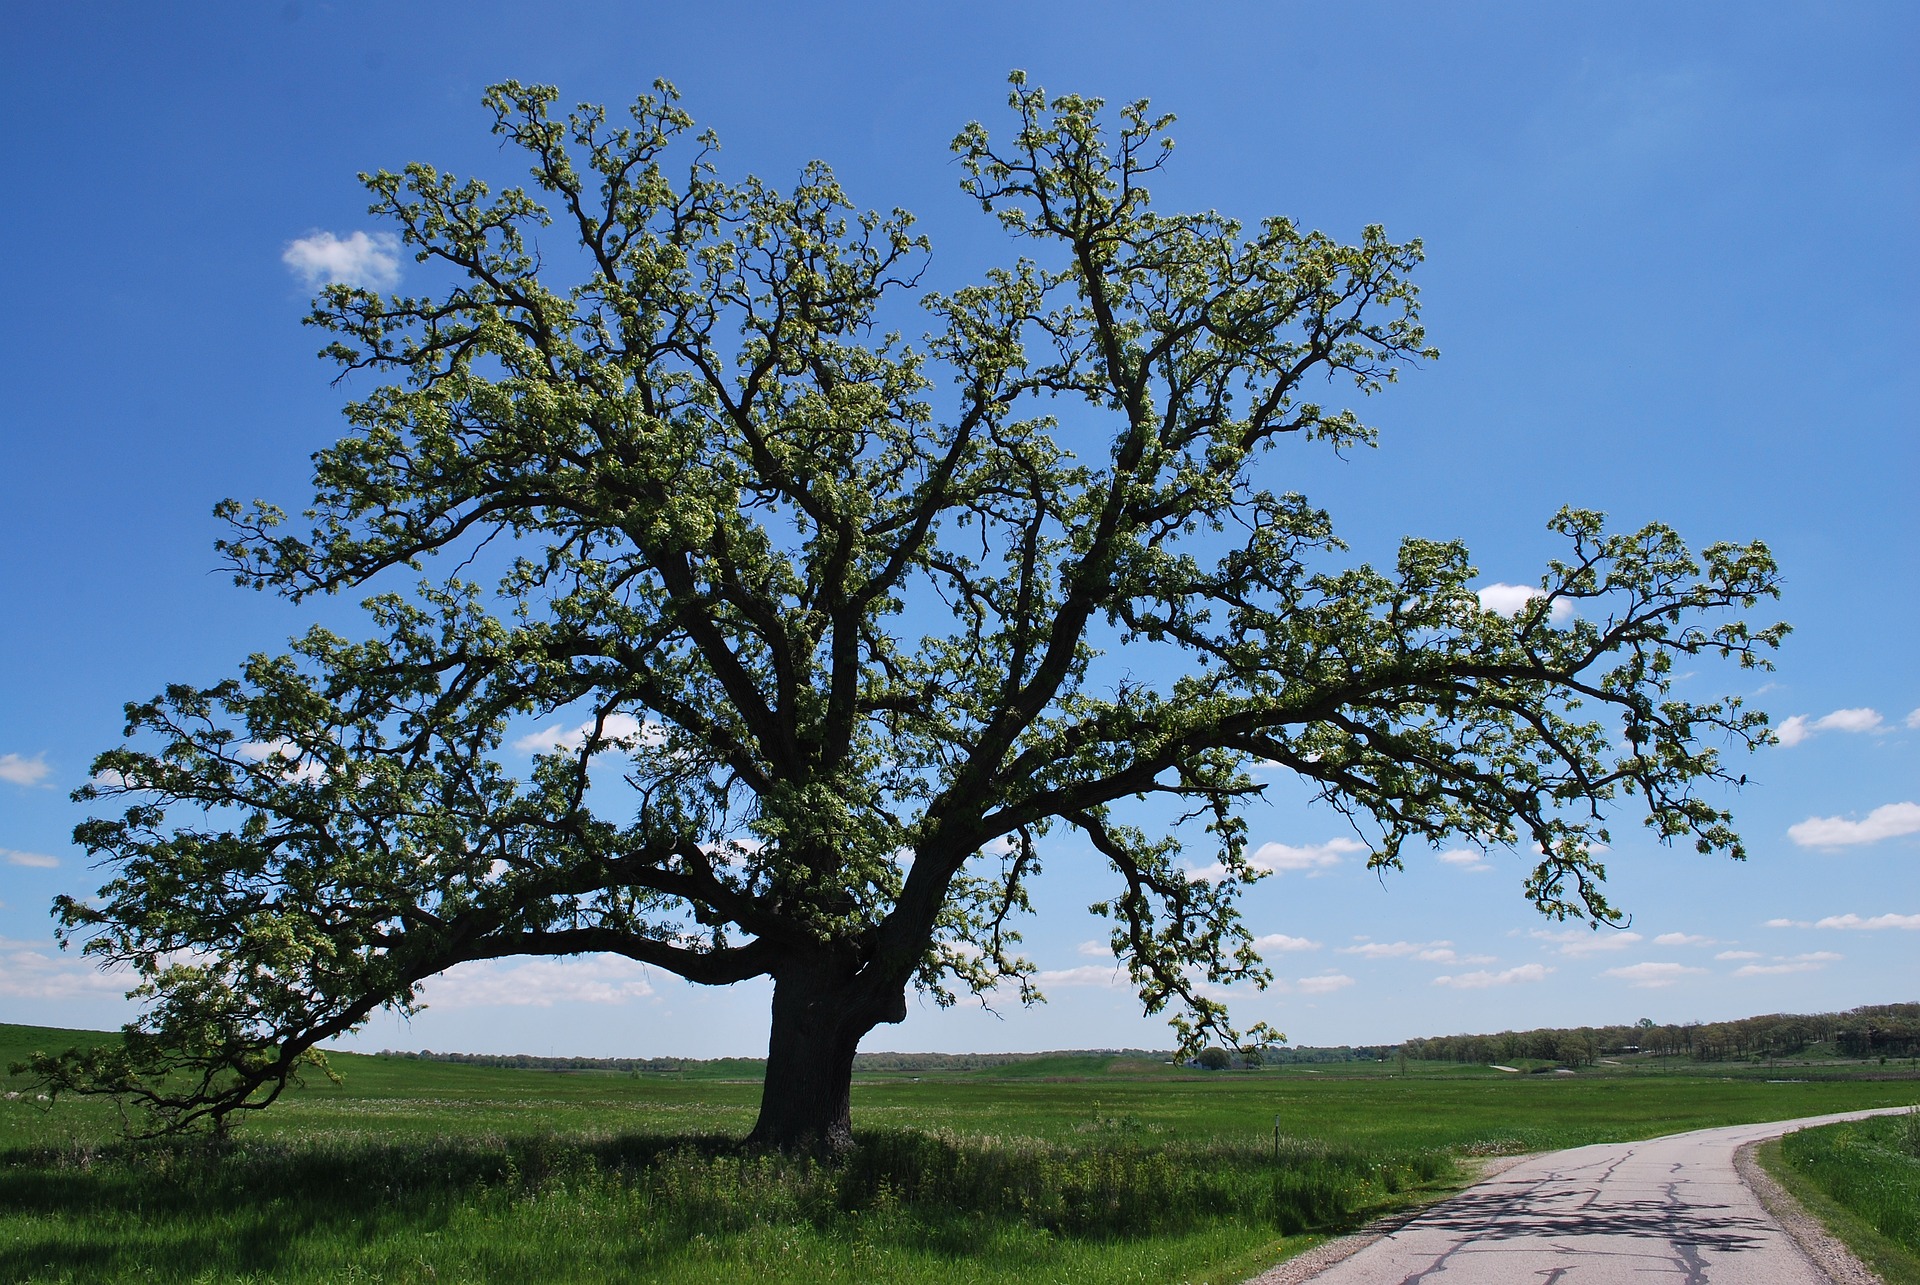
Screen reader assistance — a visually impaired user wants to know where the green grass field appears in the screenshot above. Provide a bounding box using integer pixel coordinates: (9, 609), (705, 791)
(4, 1023), (1916, 1284)
(1759, 1110), (1920, 1285)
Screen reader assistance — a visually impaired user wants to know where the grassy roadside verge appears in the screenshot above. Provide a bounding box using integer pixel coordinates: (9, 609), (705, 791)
(1756, 1114), (1920, 1285)
(0, 1130), (1456, 1284)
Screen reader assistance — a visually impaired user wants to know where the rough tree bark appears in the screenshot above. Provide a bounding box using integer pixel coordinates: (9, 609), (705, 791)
(748, 963), (910, 1154)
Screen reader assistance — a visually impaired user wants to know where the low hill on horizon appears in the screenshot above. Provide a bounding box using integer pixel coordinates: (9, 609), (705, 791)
(9, 1000), (1913, 1079)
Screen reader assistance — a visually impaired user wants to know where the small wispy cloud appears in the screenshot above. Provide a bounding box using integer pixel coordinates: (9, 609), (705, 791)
(1715, 950), (1762, 960)
(1252, 838), (1363, 872)
(1775, 707), (1885, 748)
(1787, 801), (1920, 848)
(283, 230), (402, 290)
(416, 954), (655, 1008)
(1034, 964), (1126, 989)
(1652, 932), (1716, 947)
(1341, 939), (1444, 959)
(1434, 964), (1550, 989)
(1337, 939), (1490, 964)
(0, 937), (130, 1001)
(1477, 583), (1575, 625)
(1253, 933), (1322, 953)
(1530, 928), (1644, 957)
(1807, 912), (1920, 932)
(0, 754), (51, 787)
(1733, 952), (1841, 977)
(1601, 961), (1706, 989)
(235, 740), (326, 784)
(1907, 707), (1920, 730)
(513, 713), (664, 756)
(1296, 973), (1355, 995)
(1436, 849), (1490, 872)
(1189, 837), (1362, 883)
(2, 848), (59, 869)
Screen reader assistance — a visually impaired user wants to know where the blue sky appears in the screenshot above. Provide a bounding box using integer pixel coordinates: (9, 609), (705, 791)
(1, 2), (1914, 1058)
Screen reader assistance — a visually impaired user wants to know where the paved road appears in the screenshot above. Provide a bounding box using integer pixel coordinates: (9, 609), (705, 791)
(1301, 1109), (1905, 1284)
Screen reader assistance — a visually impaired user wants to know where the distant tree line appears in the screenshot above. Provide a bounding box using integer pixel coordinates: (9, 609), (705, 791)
(1257, 1045), (1397, 1065)
(376, 1050), (764, 1074)
(1403, 1003), (1920, 1065)
(376, 1048), (1172, 1074)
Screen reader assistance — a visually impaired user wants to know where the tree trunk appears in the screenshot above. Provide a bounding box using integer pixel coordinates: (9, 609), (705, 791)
(746, 964), (901, 1156)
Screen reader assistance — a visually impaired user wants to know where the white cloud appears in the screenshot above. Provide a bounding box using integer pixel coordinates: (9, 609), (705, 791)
(0, 754), (51, 787)
(0, 938), (130, 1001)
(1477, 583), (1575, 625)
(235, 739), (326, 784)
(1602, 961), (1706, 988)
(1336, 939), (1486, 963)
(1765, 918), (1807, 929)
(1296, 973), (1355, 995)
(1189, 837), (1363, 884)
(1434, 964), (1551, 989)
(1907, 707), (1920, 730)
(1776, 707), (1886, 747)
(1530, 928), (1644, 956)
(1436, 849), (1490, 871)
(512, 713), (664, 756)
(2, 849), (59, 869)
(1652, 932), (1715, 947)
(282, 230), (402, 290)
(1715, 950), (1762, 960)
(1340, 939), (1441, 959)
(417, 954), (656, 1008)
(1254, 933), (1322, 953)
(1774, 716), (1812, 747)
(1787, 801), (1920, 848)
(1811, 912), (1920, 931)
(1076, 939), (1114, 957)
(1733, 952), (1840, 977)
(1034, 964), (1126, 989)
(1251, 837), (1364, 872)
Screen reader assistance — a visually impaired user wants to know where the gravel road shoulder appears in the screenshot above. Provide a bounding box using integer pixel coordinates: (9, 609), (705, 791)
(1734, 1139), (1881, 1285)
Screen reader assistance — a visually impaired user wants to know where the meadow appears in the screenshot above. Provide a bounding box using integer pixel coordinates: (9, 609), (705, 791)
(3, 1023), (1916, 1284)
(1760, 1108), (1920, 1285)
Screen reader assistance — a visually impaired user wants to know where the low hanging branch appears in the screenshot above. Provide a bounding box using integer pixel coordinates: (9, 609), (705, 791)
(24, 73), (1783, 1151)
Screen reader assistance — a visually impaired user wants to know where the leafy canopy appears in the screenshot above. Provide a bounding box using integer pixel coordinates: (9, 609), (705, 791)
(32, 75), (1783, 1134)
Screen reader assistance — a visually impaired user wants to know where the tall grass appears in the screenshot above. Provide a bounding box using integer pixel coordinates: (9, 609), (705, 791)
(0, 1127), (1444, 1282)
(1778, 1111), (1920, 1255)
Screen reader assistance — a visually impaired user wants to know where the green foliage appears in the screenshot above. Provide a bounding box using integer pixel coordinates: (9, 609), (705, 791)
(1406, 1003), (1920, 1065)
(1771, 1115), (1920, 1284)
(1195, 1046), (1233, 1071)
(36, 74), (1785, 1139)
(1781, 1114), (1920, 1250)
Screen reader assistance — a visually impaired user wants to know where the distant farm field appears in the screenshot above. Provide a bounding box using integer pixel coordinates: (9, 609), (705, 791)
(3, 1024), (1915, 1284)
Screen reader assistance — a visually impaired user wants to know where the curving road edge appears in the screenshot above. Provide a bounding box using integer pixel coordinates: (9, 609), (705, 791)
(1247, 1107), (1910, 1285)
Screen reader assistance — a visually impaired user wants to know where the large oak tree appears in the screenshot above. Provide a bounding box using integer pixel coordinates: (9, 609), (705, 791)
(34, 77), (1783, 1152)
